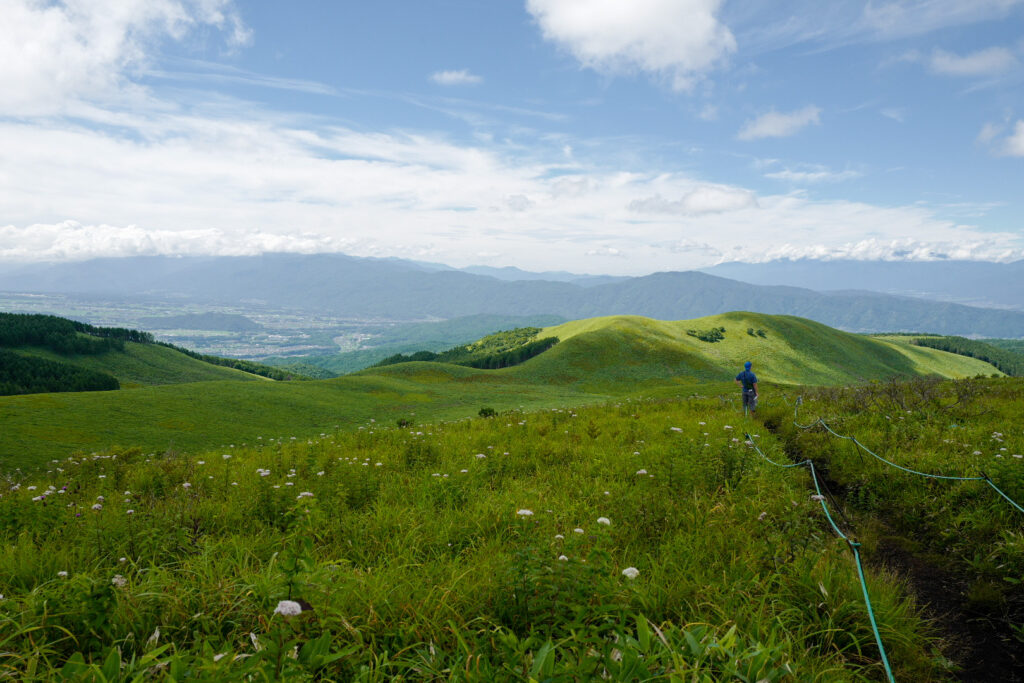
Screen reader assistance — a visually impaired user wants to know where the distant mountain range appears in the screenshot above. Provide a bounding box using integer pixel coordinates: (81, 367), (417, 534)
(1, 253), (1022, 337)
(702, 259), (1024, 311)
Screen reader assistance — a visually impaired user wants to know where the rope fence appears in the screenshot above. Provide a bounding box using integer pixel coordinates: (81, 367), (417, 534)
(744, 433), (896, 683)
(792, 398), (1024, 514)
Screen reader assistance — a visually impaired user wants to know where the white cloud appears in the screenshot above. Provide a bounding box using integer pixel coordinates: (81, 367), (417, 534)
(629, 186), (756, 214)
(526, 0), (735, 91)
(0, 0), (247, 116)
(764, 168), (861, 184)
(880, 107), (906, 123)
(862, 0), (1023, 40)
(928, 47), (1018, 76)
(1004, 120), (1024, 156)
(430, 69), (483, 86)
(737, 106), (821, 140)
(977, 121), (1003, 144)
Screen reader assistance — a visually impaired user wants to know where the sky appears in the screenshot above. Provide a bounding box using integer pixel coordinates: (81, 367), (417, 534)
(1, 0), (1023, 276)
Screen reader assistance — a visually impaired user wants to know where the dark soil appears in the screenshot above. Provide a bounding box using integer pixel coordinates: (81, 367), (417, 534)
(873, 534), (1023, 683)
(761, 414), (1024, 682)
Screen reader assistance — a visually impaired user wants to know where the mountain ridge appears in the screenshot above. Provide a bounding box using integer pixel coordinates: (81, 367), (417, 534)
(2, 253), (1023, 336)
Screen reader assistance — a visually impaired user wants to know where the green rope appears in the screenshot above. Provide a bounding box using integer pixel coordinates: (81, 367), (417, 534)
(745, 433), (896, 683)
(983, 476), (1024, 514)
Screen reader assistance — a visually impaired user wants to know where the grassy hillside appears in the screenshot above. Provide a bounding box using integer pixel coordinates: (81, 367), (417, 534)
(0, 313), (1000, 470)
(11, 342), (265, 389)
(533, 313), (999, 387)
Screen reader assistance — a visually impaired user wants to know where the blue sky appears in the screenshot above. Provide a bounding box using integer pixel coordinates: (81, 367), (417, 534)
(1, 0), (1022, 275)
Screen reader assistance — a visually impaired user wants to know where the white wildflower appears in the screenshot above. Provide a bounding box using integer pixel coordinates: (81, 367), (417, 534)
(573, 528), (584, 534)
(758, 511), (768, 521)
(111, 575), (127, 588)
(297, 492), (314, 499)
(182, 482), (191, 489)
(670, 427), (682, 432)
(126, 509), (134, 515)
(554, 534), (564, 540)
(274, 600), (303, 617)
(58, 571), (68, 578)
(558, 555), (568, 561)
(635, 469), (648, 475)
(516, 509), (534, 517)
(621, 567), (640, 580)
(596, 517), (611, 525)
(810, 494), (826, 502)
(91, 503), (103, 511)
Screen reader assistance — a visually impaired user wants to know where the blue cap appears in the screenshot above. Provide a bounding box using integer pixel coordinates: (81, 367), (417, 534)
(744, 361), (752, 369)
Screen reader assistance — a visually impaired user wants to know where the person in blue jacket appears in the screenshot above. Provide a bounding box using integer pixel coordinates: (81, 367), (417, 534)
(735, 361), (758, 415)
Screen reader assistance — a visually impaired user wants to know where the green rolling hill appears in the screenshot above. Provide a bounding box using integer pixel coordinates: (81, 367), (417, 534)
(10, 342), (268, 389)
(0, 313), (1002, 470)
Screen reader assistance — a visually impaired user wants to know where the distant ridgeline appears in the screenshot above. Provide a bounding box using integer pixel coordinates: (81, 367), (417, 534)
(911, 335), (1024, 377)
(373, 327), (559, 370)
(0, 312), (307, 396)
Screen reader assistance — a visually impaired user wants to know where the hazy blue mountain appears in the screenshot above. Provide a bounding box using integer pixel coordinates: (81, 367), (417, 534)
(2, 253), (1023, 336)
(460, 265), (628, 287)
(702, 259), (1024, 311)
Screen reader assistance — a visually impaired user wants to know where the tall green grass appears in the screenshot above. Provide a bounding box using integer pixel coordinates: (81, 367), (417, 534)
(0, 395), (945, 680)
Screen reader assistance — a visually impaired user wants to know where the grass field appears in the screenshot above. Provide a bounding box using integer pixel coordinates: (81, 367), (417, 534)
(9, 342), (265, 388)
(0, 394), (953, 681)
(0, 313), (1000, 471)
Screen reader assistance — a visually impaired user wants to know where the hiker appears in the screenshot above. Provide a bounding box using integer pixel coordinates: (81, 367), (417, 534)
(735, 361), (758, 415)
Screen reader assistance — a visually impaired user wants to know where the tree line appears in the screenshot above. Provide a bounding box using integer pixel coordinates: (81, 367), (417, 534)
(0, 349), (119, 396)
(912, 335), (1023, 377)
(153, 342), (308, 381)
(374, 335), (559, 370)
(0, 312), (153, 355)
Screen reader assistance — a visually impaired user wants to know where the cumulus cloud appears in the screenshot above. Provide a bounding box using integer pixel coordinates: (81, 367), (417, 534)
(737, 106), (821, 140)
(430, 69), (483, 86)
(928, 47), (1018, 76)
(0, 221), (356, 262)
(0, 0), (247, 115)
(526, 0), (735, 91)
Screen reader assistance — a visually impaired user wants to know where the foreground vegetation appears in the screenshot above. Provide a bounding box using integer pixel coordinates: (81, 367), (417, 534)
(1, 394), (951, 681)
(762, 378), (1024, 637)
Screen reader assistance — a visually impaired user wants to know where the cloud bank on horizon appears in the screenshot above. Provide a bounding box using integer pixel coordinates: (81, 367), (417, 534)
(1, 0), (1022, 275)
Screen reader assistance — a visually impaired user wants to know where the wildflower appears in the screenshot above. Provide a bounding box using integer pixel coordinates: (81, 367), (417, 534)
(182, 482), (191, 489)
(223, 454), (231, 460)
(621, 567), (640, 580)
(111, 575), (127, 589)
(573, 528), (584, 534)
(148, 627), (161, 646)
(597, 517), (611, 525)
(475, 453), (486, 459)
(758, 511), (768, 521)
(91, 503), (103, 511)
(297, 492), (314, 499)
(197, 461), (205, 465)
(126, 509), (134, 515)
(96, 495), (104, 502)
(554, 534), (564, 540)
(810, 494), (826, 502)
(58, 571), (68, 578)
(973, 451), (982, 455)
(274, 600), (303, 617)
(27, 485), (36, 491)
(558, 555), (568, 561)
(316, 471), (325, 476)
(699, 421), (706, 425)
(124, 491), (131, 496)
(636, 469), (648, 475)
(670, 427), (682, 432)
(516, 509), (534, 517)
(119, 557), (126, 563)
